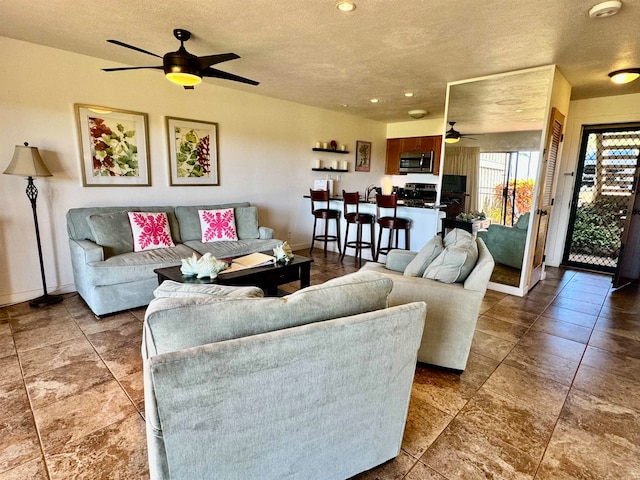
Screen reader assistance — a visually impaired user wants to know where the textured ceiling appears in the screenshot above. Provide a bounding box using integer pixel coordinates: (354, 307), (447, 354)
(1, 0), (639, 124)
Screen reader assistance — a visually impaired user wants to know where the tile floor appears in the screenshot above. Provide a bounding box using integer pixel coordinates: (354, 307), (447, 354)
(1, 251), (639, 479)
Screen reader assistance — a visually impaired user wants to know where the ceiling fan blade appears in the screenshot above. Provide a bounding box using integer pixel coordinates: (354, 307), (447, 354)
(107, 39), (162, 58)
(102, 66), (164, 72)
(197, 53), (240, 69)
(202, 67), (259, 86)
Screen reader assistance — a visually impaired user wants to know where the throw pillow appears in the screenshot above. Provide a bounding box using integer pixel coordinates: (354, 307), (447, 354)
(443, 228), (475, 248)
(128, 212), (176, 252)
(198, 208), (238, 242)
(424, 239), (478, 283)
(88, 211), (134, 258)
(235, 206), (260, 239)
(403, 235), (444, 277)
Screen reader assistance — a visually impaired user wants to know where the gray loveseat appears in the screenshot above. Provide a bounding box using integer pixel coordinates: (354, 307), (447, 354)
(143, 271), (427, 480)
(67, 202), (281, 316)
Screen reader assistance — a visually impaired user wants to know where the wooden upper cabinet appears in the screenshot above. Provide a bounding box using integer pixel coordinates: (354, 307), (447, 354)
(385, 138), (402, 175)
(385, 135), (442, 175)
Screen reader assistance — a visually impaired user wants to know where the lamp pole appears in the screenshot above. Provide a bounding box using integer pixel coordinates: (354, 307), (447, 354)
(25, 175), (62, 307)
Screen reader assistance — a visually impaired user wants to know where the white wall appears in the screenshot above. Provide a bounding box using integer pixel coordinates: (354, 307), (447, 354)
(0, 36), (387, 305)
(545, 92), (640, 267)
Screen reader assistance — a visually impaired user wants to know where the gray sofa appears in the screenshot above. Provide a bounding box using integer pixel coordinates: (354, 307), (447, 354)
(360, 236), (494, 371)
(142, 271), (427, 480)
(67, 202), (281, 316)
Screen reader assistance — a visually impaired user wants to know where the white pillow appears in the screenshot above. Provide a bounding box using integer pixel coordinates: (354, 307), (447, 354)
(424, 240), (478, 283)
(403, 235), (444, 277)
(198, 208), (238, 242)
(127, 212), (175, 252)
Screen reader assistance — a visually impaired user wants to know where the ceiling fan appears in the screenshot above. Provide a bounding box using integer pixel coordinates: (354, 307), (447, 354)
(102, 29), (259, 90)
(445, 122), (477, 143)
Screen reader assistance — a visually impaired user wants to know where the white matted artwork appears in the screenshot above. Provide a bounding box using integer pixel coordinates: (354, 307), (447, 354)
(75, 104), (151, 186)
(166, 117), (219, 186)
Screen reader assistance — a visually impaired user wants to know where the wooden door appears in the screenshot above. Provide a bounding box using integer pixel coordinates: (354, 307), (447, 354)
(529, 107), (565, 288)
(613, 168), (640, 288)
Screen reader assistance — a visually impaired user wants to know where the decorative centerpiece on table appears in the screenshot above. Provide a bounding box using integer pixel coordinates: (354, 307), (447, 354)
(180, 253), (228, 279)
(456, 210), (487, 222)
(273, 241), (294, 264)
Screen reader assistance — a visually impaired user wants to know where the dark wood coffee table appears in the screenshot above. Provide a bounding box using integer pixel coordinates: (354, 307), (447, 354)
(154, 254), (313, 296)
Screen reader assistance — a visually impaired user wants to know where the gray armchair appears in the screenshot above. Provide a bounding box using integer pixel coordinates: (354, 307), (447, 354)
(360, 237), (494, 372)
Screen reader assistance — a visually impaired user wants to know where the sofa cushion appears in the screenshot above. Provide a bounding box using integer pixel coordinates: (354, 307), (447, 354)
(128, 212), (176, 252)
(153, 280), (264, 299)
(184, 238), (283, 258)
(198, 208), (238, 242)
(88, 211), (135, 258)
(443, 228), (475, 248)
(424, 237), (478, 284)
(85, 244), (196, 287)
(175, 203), (251, 241)
(144, 271), (394, 356)
(403, 235), (444, 277)
(235, 206), (260, 239)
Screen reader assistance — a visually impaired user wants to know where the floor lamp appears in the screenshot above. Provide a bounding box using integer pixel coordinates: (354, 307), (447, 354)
(4, 142), (63, 307)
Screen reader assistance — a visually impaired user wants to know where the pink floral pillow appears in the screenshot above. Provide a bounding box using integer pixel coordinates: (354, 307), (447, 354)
(127, 212), (176, 252)
(198, 208), (238, 242)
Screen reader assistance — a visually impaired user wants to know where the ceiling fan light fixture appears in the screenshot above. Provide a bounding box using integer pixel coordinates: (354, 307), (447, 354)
(166, 71), (202, 86)
(608, 68), (640, 84)
(336, 1), (356, 12)
(445, 136), (460, 144)
(408, 109), (427, 119)
(445, 121), (461, 143)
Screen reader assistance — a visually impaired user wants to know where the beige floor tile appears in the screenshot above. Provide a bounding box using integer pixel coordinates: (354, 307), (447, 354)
(0, 355), (22, 388)
(33, 380), (137, 451)
(99, 338), (143, 379)
(481, 302), (540, 327)
(12, 317), (84, 353)
(581, 345), (640, 383)
(45, 414), (149, 480)
(539, 305), (597, 328)
(0, 456), (48, 479)
(588, 329), (640, 359)
(351, 450), (416, 480)
(0, 380), (31, 422)
(401, 396), (453, 459)
(572, 364), (640, 413)
(0, 411), (41, 474)
(86, 320), (142, 354)
(476, 315), (529, 343)
(19, 336), (99, 378)
(516, 330), (585, 363)
(530, 316), (592, 344)
(404, 461), (448, 480)
(470, 331), (517, 362)
(503, 345), (580, 386)
(0, 323), (15, 359)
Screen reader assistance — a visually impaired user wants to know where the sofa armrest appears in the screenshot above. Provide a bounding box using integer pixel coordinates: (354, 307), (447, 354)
(258, 226), (274, 239)
(385, 249), (418, 273)
(69, 238), (104, 264)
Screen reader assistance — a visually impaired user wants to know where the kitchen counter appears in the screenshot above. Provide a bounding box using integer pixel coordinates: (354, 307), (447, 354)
(305, 195), (444, 210)
(304, 195), (445, 259)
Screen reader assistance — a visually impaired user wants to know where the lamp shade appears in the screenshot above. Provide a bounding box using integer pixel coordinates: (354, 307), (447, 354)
(3, 143), (52, 177)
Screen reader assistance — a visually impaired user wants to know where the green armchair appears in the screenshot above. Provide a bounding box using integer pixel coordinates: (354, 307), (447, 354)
(477, 212), (530, 269)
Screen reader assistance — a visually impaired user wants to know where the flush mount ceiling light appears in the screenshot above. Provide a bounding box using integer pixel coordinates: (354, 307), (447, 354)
(408, 109), (427, 119)
(336, 1), (356, 12)
(608, 68), (640, 84)
(370, 98), (379, 103)
(403, 92), (414, 97)
(589, 0), (622, 18)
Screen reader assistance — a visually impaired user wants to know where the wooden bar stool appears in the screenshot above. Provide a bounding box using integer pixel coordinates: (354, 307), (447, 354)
(375, 193), (410, 261)
(340, 191), (375, 265)
(309, 188), (342, 257)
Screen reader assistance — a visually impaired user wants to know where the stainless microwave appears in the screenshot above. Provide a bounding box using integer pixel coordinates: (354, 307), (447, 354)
(398, 151), (434, 174)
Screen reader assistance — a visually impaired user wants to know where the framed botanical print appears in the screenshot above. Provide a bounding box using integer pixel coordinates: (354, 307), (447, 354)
(355, 140), (372, 172)
(166, 117), (219, 186)
(75, 104), (151, 186)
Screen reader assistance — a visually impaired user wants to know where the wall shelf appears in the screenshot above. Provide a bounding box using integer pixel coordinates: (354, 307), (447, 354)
(312, 148), (349, 154)
(312, 168), (348, 172)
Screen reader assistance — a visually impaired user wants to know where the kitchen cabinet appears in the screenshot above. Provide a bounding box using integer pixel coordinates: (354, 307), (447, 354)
(385, 135), (442, 175)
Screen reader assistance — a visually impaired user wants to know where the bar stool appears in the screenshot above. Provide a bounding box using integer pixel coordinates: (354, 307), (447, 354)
(375, 193), (410, 261)
(309, 188), (342, 257)
(340, 191), (375, 265)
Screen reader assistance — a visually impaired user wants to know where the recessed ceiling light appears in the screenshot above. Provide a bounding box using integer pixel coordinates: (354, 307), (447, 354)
(515, 109), (524, 113)
(370, 98), (379, 103)
(404, 92), (414, 97)
(608, 68), (640, 84)
(340, 104), (349, 107)
(589, 0), (622, 18)
(336, 1), (356, 12)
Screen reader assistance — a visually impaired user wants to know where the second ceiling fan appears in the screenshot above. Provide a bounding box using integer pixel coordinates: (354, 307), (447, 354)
(445, 122), (477, 143)
(102, 28), (259, 89)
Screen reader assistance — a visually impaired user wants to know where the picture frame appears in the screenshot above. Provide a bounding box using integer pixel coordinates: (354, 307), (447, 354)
(166, 116), (219, 186)
(355, 140), (372, 172)
(75, 104), (151, 187)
